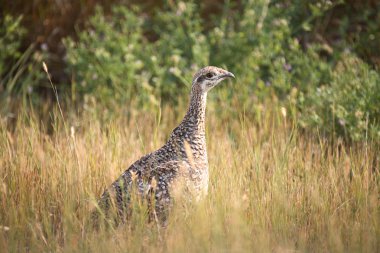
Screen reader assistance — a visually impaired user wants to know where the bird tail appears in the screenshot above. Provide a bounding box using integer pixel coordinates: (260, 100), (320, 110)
(89, 174), (133, 229)
(88, 170), (163, 229)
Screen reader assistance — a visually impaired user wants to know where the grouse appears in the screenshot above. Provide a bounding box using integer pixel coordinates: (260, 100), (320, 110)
(93, 66), (235, 224)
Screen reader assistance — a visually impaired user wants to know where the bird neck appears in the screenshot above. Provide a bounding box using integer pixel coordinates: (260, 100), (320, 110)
(183, 89), (207, 134)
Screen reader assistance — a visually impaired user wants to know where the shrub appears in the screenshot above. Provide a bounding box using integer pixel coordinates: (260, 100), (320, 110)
(64, 7), (157, 109)
(64, 3), (213, 110)
(62, 1), (380, 141)
(0, 15), (45, 114)
(0, 15), (26, 76)
(298, 54), (380, 141)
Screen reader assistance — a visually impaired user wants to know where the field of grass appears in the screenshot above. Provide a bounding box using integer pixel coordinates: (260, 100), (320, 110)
(0, 98), (379, 252)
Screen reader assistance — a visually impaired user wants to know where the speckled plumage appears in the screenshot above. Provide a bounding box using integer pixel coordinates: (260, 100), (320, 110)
(94, 66), (234, 224)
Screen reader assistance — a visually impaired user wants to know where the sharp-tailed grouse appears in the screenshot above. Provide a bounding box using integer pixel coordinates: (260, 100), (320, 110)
(94, 66), (235, 224)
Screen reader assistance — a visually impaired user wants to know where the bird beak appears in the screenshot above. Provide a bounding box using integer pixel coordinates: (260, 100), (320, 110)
(226, 72), (235, 78)
(219, 71), (235, 79)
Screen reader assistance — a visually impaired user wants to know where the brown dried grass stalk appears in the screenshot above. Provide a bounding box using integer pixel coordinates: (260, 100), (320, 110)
(0, 103), (378, 252)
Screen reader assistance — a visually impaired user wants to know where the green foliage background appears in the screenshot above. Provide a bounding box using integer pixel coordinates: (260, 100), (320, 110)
(1, 0), (380, 141)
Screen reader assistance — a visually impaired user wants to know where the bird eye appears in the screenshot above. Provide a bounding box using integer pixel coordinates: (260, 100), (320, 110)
(205, 73), (214, 79)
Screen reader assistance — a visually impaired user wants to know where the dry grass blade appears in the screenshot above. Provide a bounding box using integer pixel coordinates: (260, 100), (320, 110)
(0, 104), (378, 252)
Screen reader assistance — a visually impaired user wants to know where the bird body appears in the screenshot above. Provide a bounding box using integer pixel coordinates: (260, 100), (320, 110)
(95, 66), (234, 224)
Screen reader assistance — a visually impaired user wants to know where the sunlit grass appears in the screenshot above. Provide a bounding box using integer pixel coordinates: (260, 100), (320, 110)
(0, 102), (378, 252)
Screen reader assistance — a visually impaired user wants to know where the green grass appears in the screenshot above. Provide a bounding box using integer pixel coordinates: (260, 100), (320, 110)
(0, 101), (379, 252)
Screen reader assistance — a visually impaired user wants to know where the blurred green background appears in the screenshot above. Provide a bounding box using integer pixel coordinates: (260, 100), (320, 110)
(1, 0), (379, 141)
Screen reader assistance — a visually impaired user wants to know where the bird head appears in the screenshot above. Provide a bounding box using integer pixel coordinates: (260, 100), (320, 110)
(192, 66), (235, 93)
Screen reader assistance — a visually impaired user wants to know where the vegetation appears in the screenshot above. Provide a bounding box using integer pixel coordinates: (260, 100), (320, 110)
(0, 0), (379, 252)
(1, 105), (379, 252)
(2, 1), (380, 140)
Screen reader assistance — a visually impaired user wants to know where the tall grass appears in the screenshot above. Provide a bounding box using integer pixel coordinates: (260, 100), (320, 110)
(0, 100), (379, 252)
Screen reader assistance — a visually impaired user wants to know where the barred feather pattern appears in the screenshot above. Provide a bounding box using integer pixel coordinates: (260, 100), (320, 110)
(93, 66), (233, 224)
